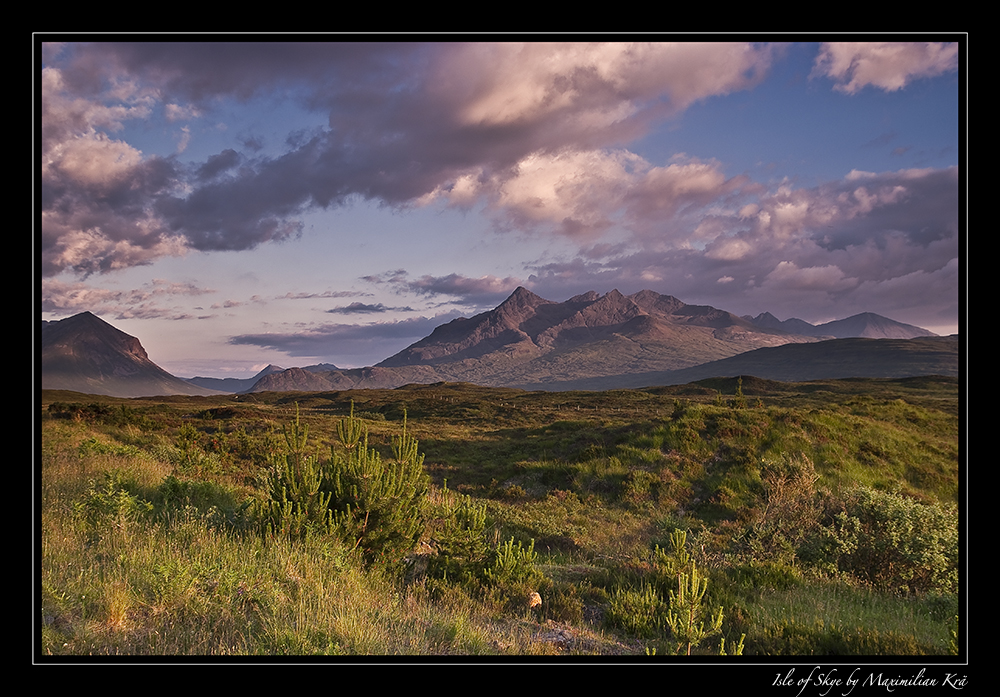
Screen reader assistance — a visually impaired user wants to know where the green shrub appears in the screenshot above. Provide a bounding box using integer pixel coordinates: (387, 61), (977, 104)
(258, 405), (430, 567)
(260, 408), (334, 540)
(73, 470), (153, 538)
(485, 537), (540, 589)
(156, 475), (249, 529)
(665, 562), (724, 655)
(621, 469), (660, 508)
(324, 410), (429, 566)
(425, 487), (492, 583)
(801, 487), (958, 594)
(77, 436), (142, 458)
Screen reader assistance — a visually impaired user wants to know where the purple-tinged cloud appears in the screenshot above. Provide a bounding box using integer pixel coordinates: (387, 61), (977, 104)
(326, 302), (414, 314)
(278, 290), (372, 300)
(41, 277), (216, 320)
(41, 42), (781, 276)
(228, 311), (465, 365)
(405, 273), (524, 303)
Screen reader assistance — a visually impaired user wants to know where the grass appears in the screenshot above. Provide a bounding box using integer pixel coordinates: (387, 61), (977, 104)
(37, 376), (961, 657)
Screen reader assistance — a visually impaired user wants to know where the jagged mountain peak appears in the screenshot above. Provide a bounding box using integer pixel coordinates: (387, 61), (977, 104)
(493, 286), (552, 320)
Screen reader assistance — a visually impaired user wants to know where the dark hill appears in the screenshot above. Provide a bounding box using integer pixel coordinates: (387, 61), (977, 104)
(518, 335), (959, 390)
(41, 312), (222, 398)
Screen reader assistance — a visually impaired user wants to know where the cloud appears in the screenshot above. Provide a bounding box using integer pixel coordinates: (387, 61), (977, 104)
(164, 103), (201, 122)
(424, 149), (744, 243)
(278, 290), (371, 300)
(518, 163), (957, 331)
(404, 273), (525, 306)
(196, 149), (242, 180)
(41, 65), (190, 276)
(41, 278), (215, 320)
(40, 42), (781, 276)
(762, 260), (857, 291)
(228, 311), (464, 364)
(746, 166), (958, 250)
(326, 302), (414, 314)
(812, 42), (958, 94)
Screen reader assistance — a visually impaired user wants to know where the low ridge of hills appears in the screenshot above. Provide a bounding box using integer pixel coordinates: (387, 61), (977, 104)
(517, 336), (959, 391)
(184, 364), (287, 393)
(40, 289), (954, 398)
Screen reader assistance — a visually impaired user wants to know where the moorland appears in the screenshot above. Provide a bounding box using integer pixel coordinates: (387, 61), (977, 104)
(38, 375), (960, 657)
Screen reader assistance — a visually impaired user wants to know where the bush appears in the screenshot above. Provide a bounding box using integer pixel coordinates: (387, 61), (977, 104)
(801, 487), (958, 594)
(260, 405), (431, 568)
(73, 470), (153, 538)
(744, 454), (822, 563)
(424, 485), (492, 584)
(485, 537), (540, 589)
(260, 408), (334, 540)
(324, 410), (429, 566)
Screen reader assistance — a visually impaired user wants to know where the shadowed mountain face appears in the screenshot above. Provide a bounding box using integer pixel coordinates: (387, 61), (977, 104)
(41, 312), (222, 398)
(519, 336), (959, 391)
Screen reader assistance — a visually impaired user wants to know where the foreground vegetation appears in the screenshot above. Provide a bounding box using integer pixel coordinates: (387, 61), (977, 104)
(38, 376), (961, 656)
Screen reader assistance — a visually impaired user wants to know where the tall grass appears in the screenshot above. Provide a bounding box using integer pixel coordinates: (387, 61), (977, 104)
(741, 581), (956, 655)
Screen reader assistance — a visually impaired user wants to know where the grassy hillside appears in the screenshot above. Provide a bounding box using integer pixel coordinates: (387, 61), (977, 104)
(38, 376), (961, 657)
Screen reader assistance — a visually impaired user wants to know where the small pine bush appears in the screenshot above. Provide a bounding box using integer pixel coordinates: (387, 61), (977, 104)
(324, 410), (429, 566)
(259, 405), (431, 567)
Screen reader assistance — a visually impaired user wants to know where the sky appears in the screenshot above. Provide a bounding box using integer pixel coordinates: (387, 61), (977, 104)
(37, 38), (963, 379)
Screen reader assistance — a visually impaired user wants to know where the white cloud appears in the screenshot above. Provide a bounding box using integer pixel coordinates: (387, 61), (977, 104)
(442, 42), (778, 129)
(762, 260), (856, 291)
(164, 102), (201, 122)
(706, 237), (752, 261)
(813, 42), (959, 94)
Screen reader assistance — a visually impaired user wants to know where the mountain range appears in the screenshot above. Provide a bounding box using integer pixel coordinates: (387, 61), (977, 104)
(39, 289), (956, 398)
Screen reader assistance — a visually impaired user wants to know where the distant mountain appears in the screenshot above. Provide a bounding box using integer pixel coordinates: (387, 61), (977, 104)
(247, 365), (446, 393)
(251, 288), (819, 392)
(743, 311), (936, 339)
(184, 364), (287, 393)
(41, 312), (223, 398)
